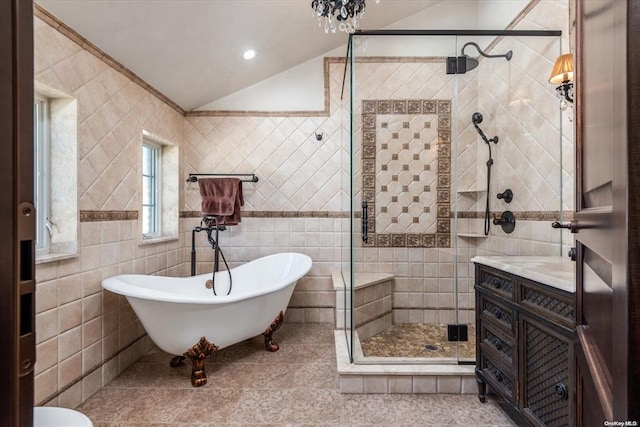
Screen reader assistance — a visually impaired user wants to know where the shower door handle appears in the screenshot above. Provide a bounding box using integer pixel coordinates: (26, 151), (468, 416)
(361, 200), (368, 243)
(551, 220), (581, 233)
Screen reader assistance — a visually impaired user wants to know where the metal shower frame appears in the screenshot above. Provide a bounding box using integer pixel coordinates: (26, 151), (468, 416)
(340, 28), (563, 364)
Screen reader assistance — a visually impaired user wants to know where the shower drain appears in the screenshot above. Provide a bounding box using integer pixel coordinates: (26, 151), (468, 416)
(424, 344), (439, 351)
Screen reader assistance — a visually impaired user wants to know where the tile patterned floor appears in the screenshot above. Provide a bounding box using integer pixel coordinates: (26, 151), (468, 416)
(360, 323), (476, 360)
(78, 323), (514, 426)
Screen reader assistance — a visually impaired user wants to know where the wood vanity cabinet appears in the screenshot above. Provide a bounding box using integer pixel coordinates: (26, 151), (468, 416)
(474, 263), (576, 427)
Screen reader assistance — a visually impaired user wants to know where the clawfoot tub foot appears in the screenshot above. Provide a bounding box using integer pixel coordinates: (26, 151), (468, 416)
(183, 337), (219, 387)
(169, 355), (186, 367)
(263, 310), (284, 352)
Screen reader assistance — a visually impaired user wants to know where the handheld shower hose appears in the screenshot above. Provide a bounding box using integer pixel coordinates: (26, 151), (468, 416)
(471, 113), (499, 235)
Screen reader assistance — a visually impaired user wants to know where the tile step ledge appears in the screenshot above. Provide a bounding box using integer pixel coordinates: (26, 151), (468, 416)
(332, 271), (394, 291)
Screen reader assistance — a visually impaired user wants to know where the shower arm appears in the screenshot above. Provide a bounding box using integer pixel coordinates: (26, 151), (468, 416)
(461, 42), (512, 61)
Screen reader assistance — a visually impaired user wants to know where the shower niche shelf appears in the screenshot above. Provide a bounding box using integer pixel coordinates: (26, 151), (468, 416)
(456, 188), (487, 238)
(457, 233), (488, 238)
(457, 188), (487, 194)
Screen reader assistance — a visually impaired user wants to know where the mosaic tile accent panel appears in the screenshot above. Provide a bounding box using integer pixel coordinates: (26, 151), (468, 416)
(362, 99), (451, 247)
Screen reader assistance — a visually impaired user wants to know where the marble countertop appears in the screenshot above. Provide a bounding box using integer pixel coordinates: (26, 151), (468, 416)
(471, 255), (575, 293)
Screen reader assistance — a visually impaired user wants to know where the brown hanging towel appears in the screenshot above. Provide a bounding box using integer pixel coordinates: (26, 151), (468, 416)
(197, 178), (243, 226)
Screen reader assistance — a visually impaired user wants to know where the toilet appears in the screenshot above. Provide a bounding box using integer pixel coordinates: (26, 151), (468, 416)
(33, 407), (93, 427)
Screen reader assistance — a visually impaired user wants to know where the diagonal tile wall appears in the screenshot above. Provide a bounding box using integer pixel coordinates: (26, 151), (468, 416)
(474, 0), (571, 256)
(183, 114), (344, 213)
(34, 16), (184, 408)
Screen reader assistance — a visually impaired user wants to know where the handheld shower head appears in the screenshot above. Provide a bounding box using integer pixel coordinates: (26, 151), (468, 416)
(472, 112), (498, 145)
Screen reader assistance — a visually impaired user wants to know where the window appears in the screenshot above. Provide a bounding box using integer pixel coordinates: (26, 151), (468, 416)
(34, 83), (78, 263)
(140, 131), (178, 243)
(142, 141), (161, 237)
(34, 96), (50, 253)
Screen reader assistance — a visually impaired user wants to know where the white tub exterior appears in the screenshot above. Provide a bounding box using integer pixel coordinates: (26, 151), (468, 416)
(102, 252), (312, 355)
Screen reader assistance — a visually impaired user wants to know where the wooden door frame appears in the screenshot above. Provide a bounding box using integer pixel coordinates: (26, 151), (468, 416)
(0, 0), (35, 425)
(625, 0), (640, 420)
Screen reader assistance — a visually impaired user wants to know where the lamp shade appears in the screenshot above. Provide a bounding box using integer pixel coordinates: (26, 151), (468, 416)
(549, 53), (574, 84)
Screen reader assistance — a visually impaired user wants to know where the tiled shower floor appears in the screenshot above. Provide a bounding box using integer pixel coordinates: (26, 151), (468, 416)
(360, 323), (476, 360)
(78, 323), (513, 426)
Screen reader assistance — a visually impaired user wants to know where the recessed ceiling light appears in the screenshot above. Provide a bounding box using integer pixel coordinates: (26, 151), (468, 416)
(242, 49), (256, 60)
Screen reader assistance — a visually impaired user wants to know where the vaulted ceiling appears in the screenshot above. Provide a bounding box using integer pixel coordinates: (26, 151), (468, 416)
(36, 0), (453, 111)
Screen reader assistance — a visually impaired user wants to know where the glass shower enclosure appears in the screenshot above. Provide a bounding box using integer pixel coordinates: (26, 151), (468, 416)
(338, 29), (566, 365)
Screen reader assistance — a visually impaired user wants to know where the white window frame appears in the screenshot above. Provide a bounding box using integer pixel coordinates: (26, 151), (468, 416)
(33, 82), (79, 264)
(34, 95), (50, 255)
(139, 130), (178, 245)
(142, 139), (162, 238)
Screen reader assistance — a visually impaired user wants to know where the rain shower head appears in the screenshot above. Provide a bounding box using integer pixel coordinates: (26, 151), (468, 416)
(446, 42), (513, 74)
(463, 57), (480, 72)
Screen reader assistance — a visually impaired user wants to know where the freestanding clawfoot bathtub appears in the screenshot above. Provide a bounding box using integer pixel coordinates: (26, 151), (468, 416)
(102, 252), (312, 386)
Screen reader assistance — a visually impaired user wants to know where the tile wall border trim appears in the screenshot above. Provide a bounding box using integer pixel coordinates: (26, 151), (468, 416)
(457, 211), (574, 221)
(180, 210), (350, 219)
(483, 0), (542, 55)
(39, 333), (148, 406)
(185, 56), (331, 118)
(34, 4), (186, 116)
(78, 210), (573, 222)
(184, 57), (446, 118)
(80, 210), (138, 222)
(505, 0), (541, 31)
(179, 210), (572, 221)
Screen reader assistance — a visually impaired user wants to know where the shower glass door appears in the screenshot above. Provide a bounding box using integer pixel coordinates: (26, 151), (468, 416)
(339, 36), (355, 362)
(342, 29), (566, 366)
(347, 33), (463, 364)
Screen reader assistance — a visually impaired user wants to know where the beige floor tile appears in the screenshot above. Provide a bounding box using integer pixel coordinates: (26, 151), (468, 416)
(78, 323), (514, 426)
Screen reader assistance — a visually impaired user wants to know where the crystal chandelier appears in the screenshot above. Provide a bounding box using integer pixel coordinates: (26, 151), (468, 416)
(311, 0), (370, 34)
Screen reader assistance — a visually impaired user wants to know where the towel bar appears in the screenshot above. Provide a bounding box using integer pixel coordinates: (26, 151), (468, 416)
(187, 173), (258, 183)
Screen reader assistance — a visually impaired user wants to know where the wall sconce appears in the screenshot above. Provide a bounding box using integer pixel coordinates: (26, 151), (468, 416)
(549, 53), (574, 110)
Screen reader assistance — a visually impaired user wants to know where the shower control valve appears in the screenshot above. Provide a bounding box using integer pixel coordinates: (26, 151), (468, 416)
(497, 189), (513, 203)
(493, 211), (516, 234)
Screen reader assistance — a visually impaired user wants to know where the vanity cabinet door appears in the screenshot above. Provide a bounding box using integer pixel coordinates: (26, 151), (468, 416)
(520, 314), (571, 427)
(477, 266), (514, 300)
